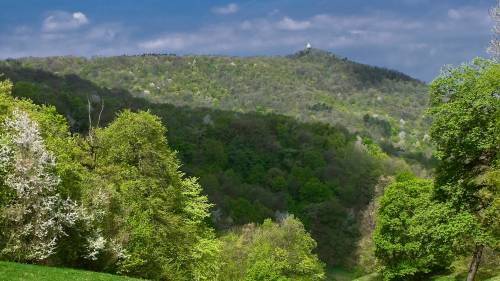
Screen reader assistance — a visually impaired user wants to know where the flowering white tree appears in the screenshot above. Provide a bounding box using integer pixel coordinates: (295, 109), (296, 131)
(0, 110), (77, 262)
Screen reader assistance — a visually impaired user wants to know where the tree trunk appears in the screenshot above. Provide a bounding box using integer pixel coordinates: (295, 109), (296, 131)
(466, 245), (484, 281)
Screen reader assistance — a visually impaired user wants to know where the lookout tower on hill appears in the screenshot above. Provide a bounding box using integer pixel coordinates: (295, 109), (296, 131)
(306, 42), (312, 49)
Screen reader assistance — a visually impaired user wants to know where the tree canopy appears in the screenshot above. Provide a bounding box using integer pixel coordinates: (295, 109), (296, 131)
(219, 215), (325, 281)
(428, 58), (499, 280)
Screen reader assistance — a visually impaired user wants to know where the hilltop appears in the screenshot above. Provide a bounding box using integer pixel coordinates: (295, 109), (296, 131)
(1, 48), (431, 162)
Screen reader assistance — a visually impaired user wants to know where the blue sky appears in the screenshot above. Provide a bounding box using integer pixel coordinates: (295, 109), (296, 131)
(0, 0), (496, 81)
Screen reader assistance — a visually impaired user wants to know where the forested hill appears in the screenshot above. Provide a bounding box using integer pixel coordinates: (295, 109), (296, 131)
(0, 50), (432, 270)
(0, 64), (413, 270)
(0, 48), (431, 158)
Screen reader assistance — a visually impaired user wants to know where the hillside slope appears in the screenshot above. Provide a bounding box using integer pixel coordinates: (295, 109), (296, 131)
(0, 262), (143, 281)
(1, 48), (431, 158)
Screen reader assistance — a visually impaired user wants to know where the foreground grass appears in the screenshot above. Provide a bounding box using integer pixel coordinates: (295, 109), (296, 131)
(353, 272), (500, 281)
(2, 260), (497, 281)
(0, 261), (144, 281)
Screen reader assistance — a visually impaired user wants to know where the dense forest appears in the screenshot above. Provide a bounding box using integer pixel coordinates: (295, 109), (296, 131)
(0, 45), (499, 281)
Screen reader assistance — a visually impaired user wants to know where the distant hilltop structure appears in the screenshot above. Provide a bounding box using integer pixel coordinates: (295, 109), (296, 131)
(306, 42), (312, 49)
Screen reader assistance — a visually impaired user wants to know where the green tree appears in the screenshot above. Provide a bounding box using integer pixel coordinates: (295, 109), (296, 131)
(428, 59), (499, 280)
(299, 178), (331, 203)
(219, 215), (325, 281)
(374, 174), (478, 281)
(87, 110), (221, 280)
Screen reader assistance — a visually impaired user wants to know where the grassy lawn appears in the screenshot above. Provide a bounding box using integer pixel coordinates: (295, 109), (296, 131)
(2, 261), (496, 281)
(0, 261), (144, 281)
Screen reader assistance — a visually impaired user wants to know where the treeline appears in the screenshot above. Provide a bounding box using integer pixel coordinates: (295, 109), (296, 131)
(0, 79), (325, 280)
(0, 48), (431, 160)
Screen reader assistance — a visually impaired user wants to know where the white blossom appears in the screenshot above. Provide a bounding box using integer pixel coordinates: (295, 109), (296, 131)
(1, 110), (78, 261)
(85, 234), (107, 261)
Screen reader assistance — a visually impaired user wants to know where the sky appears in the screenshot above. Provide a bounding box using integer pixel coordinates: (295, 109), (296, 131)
(0, 0), (496, 81)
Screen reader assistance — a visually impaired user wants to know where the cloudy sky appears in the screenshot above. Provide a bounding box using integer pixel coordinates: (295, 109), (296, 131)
(0, 0), (496, 81)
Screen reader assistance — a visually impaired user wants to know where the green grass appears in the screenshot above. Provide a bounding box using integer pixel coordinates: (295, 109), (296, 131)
(430, 274), (500, 281)
(2, 261), (496, 281)
(326, 267), (361, 281)
(352, 273), (381, 281)
(352, 272), (500, 281)
(0, 261), (144, 281)
(352, 273), (500, 281)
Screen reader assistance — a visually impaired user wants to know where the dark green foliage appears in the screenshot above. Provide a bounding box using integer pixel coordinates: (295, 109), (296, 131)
(154, 103), (383, 267)
(363, 114), (392, 138)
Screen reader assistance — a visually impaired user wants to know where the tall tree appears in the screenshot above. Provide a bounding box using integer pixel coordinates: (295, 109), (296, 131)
(428, 59), (499, 281)
(88, 110), (221, 280)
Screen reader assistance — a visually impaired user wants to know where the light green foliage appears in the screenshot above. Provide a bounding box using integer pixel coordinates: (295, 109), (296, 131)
(428, 59), (499, 266)
(429, 59), (499, 206)
(219, 216), (325, 281)
(0, 81), (221, 280)
(89, 110), (221, 280)
(355, 176), (393, 275)
(374, 174), (478, 281)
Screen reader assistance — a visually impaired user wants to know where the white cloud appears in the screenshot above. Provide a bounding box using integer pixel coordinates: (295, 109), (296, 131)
(137, 14), (404, 53)
(42, 11), (89, 32)
(447, 7), (490, 25)
(212, 3), (239, 15)
(0, 21), (130, 58)
(277, 17), (311, 31)
(139, 34), (199, 50)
